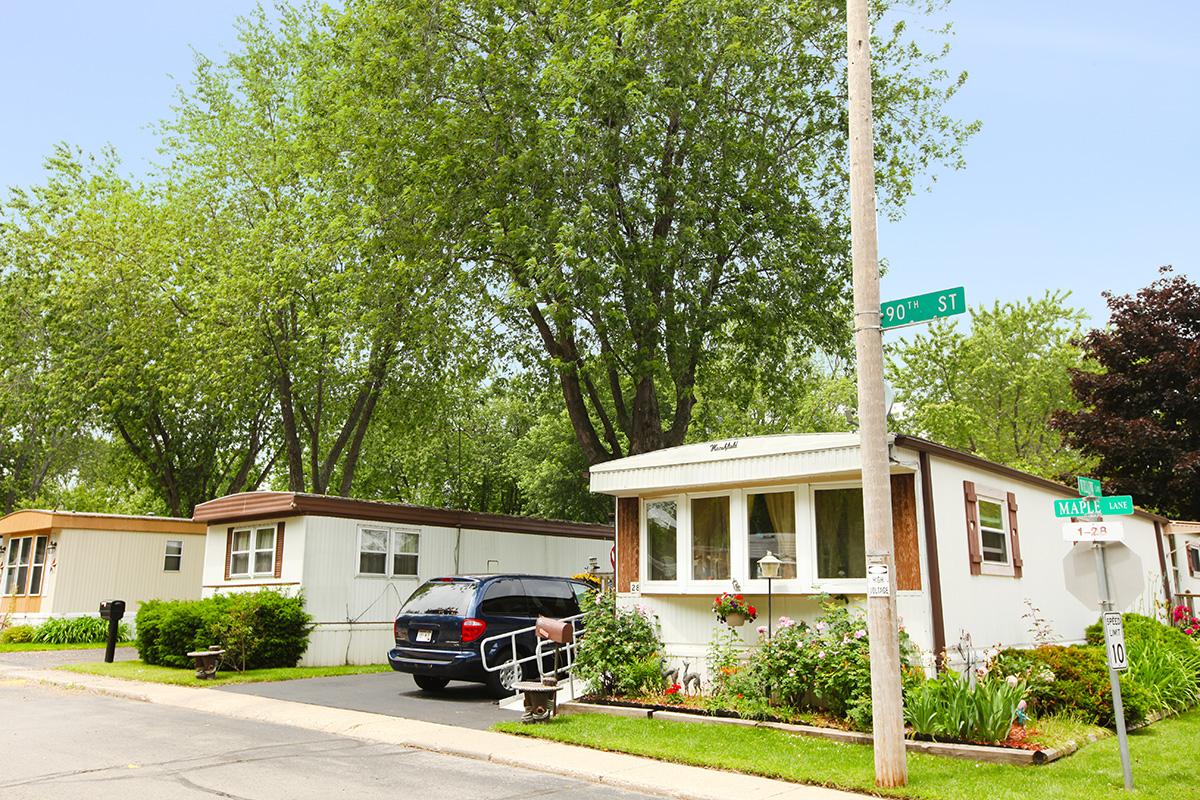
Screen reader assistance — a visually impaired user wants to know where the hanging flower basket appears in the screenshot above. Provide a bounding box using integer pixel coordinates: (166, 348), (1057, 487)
(713, 593), (757, 626)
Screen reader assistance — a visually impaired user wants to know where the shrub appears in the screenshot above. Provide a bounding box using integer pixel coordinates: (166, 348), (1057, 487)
(0, 624), (35, 643)
(905, 671), (1025, 743)
(1083, 612), (1200, 715)
(136, 591), (312, 670)
(574, 590), (665, 696)
(31, 616), (131, 644)
(995, 644), (1149, 728)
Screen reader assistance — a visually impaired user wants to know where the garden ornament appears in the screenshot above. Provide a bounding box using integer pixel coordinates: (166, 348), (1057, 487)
(659, 657), (679, 686)
(680, 661), (701, 696)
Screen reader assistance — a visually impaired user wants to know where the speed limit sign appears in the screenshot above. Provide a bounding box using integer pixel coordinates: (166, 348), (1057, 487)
(1103, 611), (1128, 671)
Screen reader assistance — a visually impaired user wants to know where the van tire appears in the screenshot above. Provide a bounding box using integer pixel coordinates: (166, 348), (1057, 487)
(485, 650), (528, 698)
(413, 675), (450, 691)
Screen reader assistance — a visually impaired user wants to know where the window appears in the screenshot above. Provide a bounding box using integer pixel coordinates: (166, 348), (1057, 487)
(358, 526), (420, 577)
(691, 495), (730, 580)
(164, 540), (183, 572)
(646, 500), (678, 581)
(1189, 545), (1200, 576)
(479, 578), (533, 616)
(747, 491), (797, 579)
(977, 498), (1009, 564)
(231, 526), (276, 577)
(524, 578), (578, 617)
(2, 536), (47, 596)
(815, 488), (866, 580)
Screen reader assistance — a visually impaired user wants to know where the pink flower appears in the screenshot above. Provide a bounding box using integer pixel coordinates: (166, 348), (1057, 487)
(817, 650), (826, 659)
(778, 616), (795, 628)
(756, 625), (768, 635)
(854, 629), (867, 639)
(1173, 605), (1187, 622)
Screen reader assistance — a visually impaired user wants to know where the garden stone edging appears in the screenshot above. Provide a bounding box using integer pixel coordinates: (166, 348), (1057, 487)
(558, 701), (1085, 766)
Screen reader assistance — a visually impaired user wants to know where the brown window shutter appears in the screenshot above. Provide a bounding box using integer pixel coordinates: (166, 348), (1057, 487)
(890, 474), (921, 591)
(224, 527), (234, 580)
(274, 521), (285, 579)
(616, 497), (640, 593)
(963, 480), (982, 575)
(1006, 492), (1023, 578)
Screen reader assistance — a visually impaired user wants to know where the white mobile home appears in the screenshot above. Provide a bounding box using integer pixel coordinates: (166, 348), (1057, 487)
(0, 510), (206, 623)
(590, 433), (1172, 669)
(193, 492), (614, 666)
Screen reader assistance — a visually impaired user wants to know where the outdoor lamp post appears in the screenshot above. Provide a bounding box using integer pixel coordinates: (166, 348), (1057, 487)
(757, 551), (782, 638)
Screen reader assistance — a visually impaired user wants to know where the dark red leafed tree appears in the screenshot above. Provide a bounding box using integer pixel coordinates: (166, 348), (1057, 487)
(1052, 268), (1200, 519)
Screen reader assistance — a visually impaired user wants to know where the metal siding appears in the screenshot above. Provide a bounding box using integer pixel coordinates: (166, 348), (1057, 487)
(931, 456), (1166, 651)
(49, 528), (205, 615)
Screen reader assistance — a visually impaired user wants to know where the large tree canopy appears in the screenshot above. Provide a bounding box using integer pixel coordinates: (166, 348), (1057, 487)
(1053, 269), (1200, 519)
(887, 291), (1094, 480)
(337, 0), (976, 465)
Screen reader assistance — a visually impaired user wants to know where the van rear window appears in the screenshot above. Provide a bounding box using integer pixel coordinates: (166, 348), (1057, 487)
(400, 581), (476, 616)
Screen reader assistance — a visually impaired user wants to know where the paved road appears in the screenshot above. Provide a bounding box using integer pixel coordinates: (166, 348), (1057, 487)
(0, 678), (651, 800)
(0, 645), (138, 669)
(218, 670), (511, 729)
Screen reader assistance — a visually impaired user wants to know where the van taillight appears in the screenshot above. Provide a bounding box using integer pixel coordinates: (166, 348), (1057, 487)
(394, 620), (408, 643)
(461, 618), (486, 643)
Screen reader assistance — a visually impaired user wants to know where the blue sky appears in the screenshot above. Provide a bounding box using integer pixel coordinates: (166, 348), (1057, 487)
(1, 2), (1195, 326)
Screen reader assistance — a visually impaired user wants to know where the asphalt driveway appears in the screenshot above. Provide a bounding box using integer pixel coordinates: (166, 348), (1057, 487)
(216, 670), (512, 730)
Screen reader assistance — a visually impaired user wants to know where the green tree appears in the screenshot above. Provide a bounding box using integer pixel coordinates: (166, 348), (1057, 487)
(336, 0), (977, 465)
(886, 291), (1094, 479)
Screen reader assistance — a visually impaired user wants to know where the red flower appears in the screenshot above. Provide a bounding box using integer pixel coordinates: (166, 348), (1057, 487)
(735, 594), (744, 601)
(1174, 605), (1188, 622)
(748, 606), (757, 616)
(664, 683), (681, 695)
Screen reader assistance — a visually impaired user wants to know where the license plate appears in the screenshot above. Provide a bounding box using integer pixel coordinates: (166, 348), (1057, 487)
(415, 629), (432, 643)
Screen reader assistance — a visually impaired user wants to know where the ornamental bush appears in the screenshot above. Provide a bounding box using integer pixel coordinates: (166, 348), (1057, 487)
(574, 589), (665, 696)
(994, 644), (1149, 728)
(0, 624), (36, 643)
(1082, 612), (1200, 714)
(905, 671), (1026, 743)
(31, 616), (131, 644)
(136, 591), (312, 670)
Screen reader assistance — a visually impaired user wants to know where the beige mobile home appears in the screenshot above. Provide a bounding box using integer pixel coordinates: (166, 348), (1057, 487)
(0, 510), (206, 623)
(1167, 520), (1200, 612)
(590, 433), (1172, 672)
(193, 492), (614, 666)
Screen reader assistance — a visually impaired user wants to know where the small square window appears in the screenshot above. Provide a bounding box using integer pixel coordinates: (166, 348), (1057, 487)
(164, 539), (183, 572)
(978, 498), (1009, 564)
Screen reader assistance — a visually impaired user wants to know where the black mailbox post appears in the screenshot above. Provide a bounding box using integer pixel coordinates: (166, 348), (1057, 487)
(99, 600), (126, 663)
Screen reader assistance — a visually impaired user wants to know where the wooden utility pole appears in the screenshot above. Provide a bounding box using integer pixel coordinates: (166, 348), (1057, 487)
(847, 0), (908, 787)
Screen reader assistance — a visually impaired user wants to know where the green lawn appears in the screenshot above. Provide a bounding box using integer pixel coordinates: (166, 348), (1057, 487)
(0, 641), (135, 653)
(494, 711), (1198, 800)
(58, 659), (391, 687)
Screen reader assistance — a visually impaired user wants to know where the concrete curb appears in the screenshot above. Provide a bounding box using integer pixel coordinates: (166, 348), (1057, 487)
(0, 664), (866, 800)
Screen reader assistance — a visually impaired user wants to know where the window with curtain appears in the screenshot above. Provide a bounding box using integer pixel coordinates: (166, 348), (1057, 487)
(977, 498), (1009, 564)
(815, 488), (866, 579)
(646, 500), (677, 581)
(747, 491), (797, 579)
(691, 495), (730, 580)
(231, 527), (276, 577)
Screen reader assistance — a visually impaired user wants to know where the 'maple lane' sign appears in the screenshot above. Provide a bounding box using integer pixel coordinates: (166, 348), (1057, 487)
(1053, 495), (1135, 518)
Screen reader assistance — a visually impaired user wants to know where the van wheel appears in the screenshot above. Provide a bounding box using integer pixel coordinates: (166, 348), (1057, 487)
(485, 651), (528, 699)
(414, 675), (450, 691)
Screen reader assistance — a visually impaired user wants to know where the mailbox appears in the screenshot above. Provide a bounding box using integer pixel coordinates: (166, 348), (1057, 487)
(535, 616), (573, 645)
(99, 600), (126, 621)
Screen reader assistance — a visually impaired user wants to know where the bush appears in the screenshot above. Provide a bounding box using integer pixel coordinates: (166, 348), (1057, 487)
(994, 644), (1149, 728)
(574, 590), (665, 696)
(31, 616), (131, 644)
(136, 591), (312, 670)
(905, 671), (1025, 743)
(1083, 613), (1200, 715)
(0, 624), (35, 643)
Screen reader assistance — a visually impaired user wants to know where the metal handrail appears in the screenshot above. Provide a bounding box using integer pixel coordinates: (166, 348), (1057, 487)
(479, 613), (585, 691)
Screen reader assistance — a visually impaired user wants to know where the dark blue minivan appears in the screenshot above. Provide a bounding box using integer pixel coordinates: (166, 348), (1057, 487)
(388, 574), (593, 697)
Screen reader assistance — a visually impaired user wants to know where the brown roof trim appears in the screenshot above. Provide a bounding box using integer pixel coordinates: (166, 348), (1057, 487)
(0, 509), (204, 537)
(893, 436), (1169, 523)
(193, 492), (614, 540)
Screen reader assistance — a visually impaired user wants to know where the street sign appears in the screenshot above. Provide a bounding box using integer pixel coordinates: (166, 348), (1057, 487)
(1062, 541), (1144, 612)
(1053, 495), (1135, 518)
(1077, 476), (1102, 497)
(1063, 520), (1125, 543)
(880, 286), (966, 330)
(1103, 611), (1128, 671)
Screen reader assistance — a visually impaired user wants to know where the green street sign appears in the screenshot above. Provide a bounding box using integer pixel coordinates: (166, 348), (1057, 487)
(1077, 476), (1102, 497)
(880, 286), (966, 330)
(1053, 495), (1135, 518)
